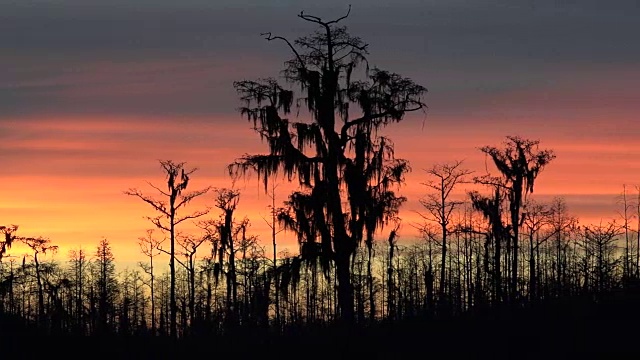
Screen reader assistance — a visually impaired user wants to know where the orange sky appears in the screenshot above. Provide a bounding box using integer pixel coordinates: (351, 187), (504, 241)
(1, 109), (638, 268)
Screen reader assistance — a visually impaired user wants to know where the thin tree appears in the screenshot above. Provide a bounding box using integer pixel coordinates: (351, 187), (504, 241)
(20, 236), (58, 328)
(22, 237), (56, 326)
(418, 160), (472, 305)
(175, 234), (206, 329)
(230, 6), (426, 323)
(261, 182), (285, 326)
(582, 221), (623, 293)
(137, 229), (163, 335)
(206, 188), (242, 325)
(469, 179), (507, 305)
(94, 238), (117, 334)
(386, 224), (399, 319)
(68, 247), (88, 334)
(124, 160), (211, 338)
(547, 197), (578, 295)
(636, 186), (640, 277)
(617, 184), (633, 281)
(521, 200), (552, 302)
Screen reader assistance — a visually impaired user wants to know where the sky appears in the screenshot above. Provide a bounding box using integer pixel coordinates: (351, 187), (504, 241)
(1, 0), (639, 267)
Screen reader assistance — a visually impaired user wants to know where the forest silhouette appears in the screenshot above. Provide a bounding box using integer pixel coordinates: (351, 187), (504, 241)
(2, 6), (640, 358)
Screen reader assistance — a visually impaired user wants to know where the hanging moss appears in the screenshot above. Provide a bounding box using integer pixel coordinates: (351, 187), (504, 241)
(229, 10), (427, 321)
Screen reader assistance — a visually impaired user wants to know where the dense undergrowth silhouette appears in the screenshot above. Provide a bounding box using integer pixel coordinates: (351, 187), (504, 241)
(3, 292), (640, 358)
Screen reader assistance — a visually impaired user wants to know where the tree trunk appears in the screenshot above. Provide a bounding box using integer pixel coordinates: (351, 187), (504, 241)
(229, 236), (237, 321)
(34, 253), (45, 328)
(367, 244), (375, 321)
(272, 204), (280, 327)
(439, 180), (447, 307)
(189, 261), (195, 330)
(529, 233), (536, 302)
(150, 254), (155, 336)
(335, 253), (354, 324)
(494, 233), (502, 305)
(169, 213), (177, 339)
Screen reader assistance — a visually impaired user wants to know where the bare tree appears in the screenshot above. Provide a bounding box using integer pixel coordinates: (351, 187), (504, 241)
(418, 160), (472, 305)
(617, 185), (634, 280)
(94, 238), (118, 334)
(68, 247), (88, 334)
(20, 236), (58, 327)
(124, 160), (211, 338)
(137, 229), (163, 335)
(521, 200), (553, 301)
(636, 186), (640, 277)
(582, 222), (623, 293)
(544, 197), (579, 296)
(261, 182), (285, 326)
(230, 6), (426, 323)
(385, 224), (400, 319)
(175, 234), (206, 329)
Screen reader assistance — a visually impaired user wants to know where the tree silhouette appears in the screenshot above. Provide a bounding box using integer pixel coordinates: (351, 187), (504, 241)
(479, 136), (555, 302)
(418, 160), (472, 307)
(582, 222), (623, 293)
(137, 229), (163, 335)
(201, 188), (243, 327)
(469, 181), (507, 304)
(261, 182), (285, 326)
(230, 6), (426, 323)
(0, 225), (18, 262)
(20, 236), (58, 328)
(94, 237), (117, 334)
(617, 185), (634, 280)
(124, 160), (211, 338)
(636, 186), (640, 277)
(521, 199), (553, 301)
(175, 234), (206, 330)
(68, 247), (88, 334)
(547, 197), (578, 296)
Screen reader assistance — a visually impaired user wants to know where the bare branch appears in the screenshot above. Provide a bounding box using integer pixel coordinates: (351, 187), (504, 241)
(261, 32), (307, 74)
(327, 4), (352, 25)
(145, 181), (171, 198)
(175, 186), (213, 210)
(175, 209), (211, 225)
(124, 189), (170, 217)
(147, 216), (170, 232)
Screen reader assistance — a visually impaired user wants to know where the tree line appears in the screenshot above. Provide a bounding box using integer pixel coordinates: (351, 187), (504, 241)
(1, 150), (638, 338)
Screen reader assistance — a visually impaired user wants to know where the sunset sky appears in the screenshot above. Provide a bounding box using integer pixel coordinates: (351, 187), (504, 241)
(1, 0), (639, 267)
